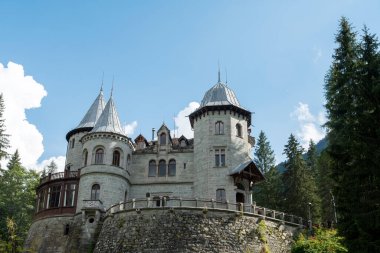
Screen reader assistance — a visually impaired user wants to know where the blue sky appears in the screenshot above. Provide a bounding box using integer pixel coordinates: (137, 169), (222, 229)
(1, 1), (380, 168)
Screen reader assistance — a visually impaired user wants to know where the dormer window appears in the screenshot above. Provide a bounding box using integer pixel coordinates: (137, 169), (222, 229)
(215, 121), (224, 135)
(236, 123), (242, 137)
(180, 140), (187, 148)
(160, 133), (166, 145)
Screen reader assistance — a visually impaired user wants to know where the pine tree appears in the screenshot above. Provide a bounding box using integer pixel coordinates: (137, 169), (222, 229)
(325, 17), (380, 251)
(45, 160), (58, 174)
(306, 140), (318, 177)
(0, 94), (10, 164)
(282, 134), (321, 223)
(252, 131), (283, 210)
(254, 131), (276, 174)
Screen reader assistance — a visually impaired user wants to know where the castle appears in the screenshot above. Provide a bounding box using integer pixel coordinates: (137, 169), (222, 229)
(25, 75), (302, 253)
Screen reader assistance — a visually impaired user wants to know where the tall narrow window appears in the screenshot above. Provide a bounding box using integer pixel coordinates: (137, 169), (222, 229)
(158, 160), (166, 177)
(168, 159), (176, 176)
(71, 138), (75, 148)
(112, 150), (120, 166)
(95, 148), (104, 164)
(37, 190), (45, 211)
(91, 184), (100, 200)
(215, 121), (224, 135)
(160, 133), (166, 145)
(127, 154), (131, 166)
(216, 189), (226, 202)
(215, 149), (226, 167)
(236, 124), (242, 137)
(83, 150), (88, 166)
(49, 185), (61, 208)
(64, 184), (76, 207)
(148, 160), (156, 177)
(124, 190), (128, 202)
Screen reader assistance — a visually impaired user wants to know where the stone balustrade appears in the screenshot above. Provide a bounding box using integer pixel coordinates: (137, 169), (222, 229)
(106, 197), (304, 227)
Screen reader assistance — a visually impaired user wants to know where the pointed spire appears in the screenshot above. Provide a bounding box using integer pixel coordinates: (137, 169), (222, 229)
(218, 62), (221, 83)
(111, 75), (114, 97)
(100, 72), (104, 92)
(91, 96), (124, 135)
(225, 69), (228, 84)
(76, 89), (105, 128)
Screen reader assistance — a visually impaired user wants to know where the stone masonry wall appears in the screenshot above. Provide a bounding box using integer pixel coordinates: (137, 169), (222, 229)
(94, 208), (300, 253)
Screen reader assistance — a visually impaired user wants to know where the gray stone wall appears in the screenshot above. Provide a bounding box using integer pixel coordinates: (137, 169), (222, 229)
(94, 209), (298, 253)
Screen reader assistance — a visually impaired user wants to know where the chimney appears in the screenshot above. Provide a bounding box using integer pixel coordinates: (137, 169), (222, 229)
(152, 128), (155, 141)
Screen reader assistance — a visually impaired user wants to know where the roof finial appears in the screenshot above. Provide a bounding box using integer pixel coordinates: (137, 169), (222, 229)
(218, 61), (221, 83)
(225, 68), (228, 84)
(111, 75), (114, 97)
(100, 72), (104, 92)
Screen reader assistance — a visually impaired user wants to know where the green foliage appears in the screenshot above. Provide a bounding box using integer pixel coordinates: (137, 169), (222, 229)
(0, 93), (10, 163)
(0, 151), (40, 246)
(256, 220), (270, 253)
(292, 228), (347, 253)
(324, 17), (380, 251)
(253, 131), (283, 210)
(282, 134), (321, 223)
(254, 131), (276, 174)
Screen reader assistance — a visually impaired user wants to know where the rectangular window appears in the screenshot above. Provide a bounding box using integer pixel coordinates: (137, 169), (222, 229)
(64, 184), (76, 207)
(49, 185), (61, 208)
(37, 190), (45, 212)
(216, 189), (226, 202)
(215, 149), (226, 167)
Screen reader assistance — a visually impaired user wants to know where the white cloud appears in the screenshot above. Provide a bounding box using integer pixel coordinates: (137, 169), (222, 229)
(35, 156), (66, 172)
(291, 102), (326, 148)
(0, 61), (48, 169)
(172, 102), (200, 138)
(124, 121), (138, 136)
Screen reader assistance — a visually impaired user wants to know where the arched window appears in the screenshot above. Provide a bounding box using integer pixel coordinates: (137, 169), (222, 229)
(91, 184), (100, 200)
(83, 149), (88, 166)
(158, 160), (166, 177)
(148, 160), (156, 177)
(160, 133), (166, 145)
(94, 148), (104, 164)
(236, 123), (242, 137)
(112, 150), (120, 166)
(168, 159), (176, 176)
(215, 121), (224, 135)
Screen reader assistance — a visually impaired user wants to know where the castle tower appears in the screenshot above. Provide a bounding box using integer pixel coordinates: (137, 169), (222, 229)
(65, 89), (105, 172)
(76, 94), (133, 213)
(189, 76), (263, 205)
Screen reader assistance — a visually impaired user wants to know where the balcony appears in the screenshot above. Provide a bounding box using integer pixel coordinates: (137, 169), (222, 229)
(82, 200), (105, 212)
(40, 171), (79, 185)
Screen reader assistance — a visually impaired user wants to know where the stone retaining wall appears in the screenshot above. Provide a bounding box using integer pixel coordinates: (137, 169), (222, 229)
(94, 208), (300, 253)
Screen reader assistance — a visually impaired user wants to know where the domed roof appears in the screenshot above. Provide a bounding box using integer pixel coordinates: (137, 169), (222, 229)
(200, 82), (241, 108)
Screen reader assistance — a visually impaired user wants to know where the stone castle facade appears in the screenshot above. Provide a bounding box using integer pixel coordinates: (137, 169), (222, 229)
(25, 76), (302, 252)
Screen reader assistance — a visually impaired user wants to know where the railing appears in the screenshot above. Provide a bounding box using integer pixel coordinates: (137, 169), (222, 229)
(106, 197), (304, 227)
(39, 171), (79, 184)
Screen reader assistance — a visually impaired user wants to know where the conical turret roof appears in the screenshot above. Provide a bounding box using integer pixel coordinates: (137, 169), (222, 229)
(77, 90), (105, 128)
(91, 96), (124, 135)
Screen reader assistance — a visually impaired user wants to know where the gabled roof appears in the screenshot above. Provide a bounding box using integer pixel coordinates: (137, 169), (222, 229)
(229, 160), (265, 183)
(91, 96), (125, 135)
(77, 90), (105, 128)
(135, 134), (149, 146)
